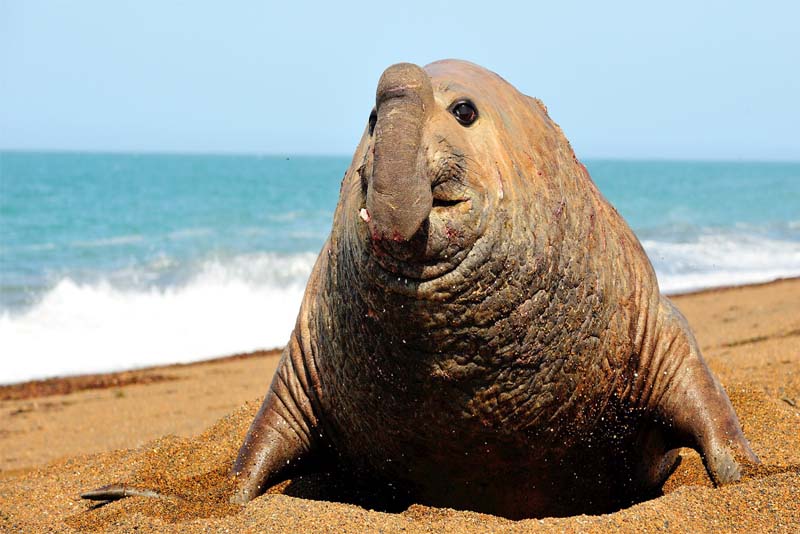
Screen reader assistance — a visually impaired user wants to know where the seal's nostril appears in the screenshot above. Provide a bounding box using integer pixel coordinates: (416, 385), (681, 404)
(368, 109), (377, 136)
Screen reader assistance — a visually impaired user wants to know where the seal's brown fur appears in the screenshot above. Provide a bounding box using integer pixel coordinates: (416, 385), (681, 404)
(230, 60), (758, 518)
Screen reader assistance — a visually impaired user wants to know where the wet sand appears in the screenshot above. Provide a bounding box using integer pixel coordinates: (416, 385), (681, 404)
(1, 278), (798, 532)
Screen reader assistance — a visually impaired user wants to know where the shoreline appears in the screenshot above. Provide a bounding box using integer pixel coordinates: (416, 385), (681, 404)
(664, 274), (800, 297)
(2, 275), (799, 392)
(0, 349), (281, 401)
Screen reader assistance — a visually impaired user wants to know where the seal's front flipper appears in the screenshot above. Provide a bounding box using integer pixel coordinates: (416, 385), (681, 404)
(654, 299), (759, 486)
(80, 331), (325, 506)
(231, 331), (325, 504)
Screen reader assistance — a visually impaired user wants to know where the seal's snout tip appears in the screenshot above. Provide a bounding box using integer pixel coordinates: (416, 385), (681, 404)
(365, 181), (434, 244)
(367, 219), (423, 244)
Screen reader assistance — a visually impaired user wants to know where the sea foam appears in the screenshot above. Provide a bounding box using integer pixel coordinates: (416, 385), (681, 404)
(644, 232), (800, 293)
(0, 253), (316, 384)
(1, 232), (799, 384)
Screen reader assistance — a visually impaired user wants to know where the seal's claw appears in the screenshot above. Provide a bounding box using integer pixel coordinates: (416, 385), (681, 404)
(705, 436), (760, 486)
(707, 448), (742, 485)
(80, 484), (164, 502)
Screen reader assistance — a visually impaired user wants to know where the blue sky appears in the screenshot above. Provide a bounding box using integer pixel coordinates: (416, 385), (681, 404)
(1, 1), (798, 159)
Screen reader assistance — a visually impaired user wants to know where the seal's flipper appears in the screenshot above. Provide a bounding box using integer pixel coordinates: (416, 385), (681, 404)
(231, 331), (324, 504)
(654, 299), (759, 486)
(80, 484), (172, 502)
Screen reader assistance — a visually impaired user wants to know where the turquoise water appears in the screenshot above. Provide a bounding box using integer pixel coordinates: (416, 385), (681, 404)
(1, 152), (799, 382)
(1, 152), (343, 310)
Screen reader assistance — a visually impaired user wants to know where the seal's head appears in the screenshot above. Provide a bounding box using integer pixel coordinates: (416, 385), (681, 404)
(348, 59), (580, 282)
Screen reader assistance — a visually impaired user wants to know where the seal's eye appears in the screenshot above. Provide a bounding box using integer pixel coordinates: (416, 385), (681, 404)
(368, 109), (377, 135)
(451, 100), (478, 126)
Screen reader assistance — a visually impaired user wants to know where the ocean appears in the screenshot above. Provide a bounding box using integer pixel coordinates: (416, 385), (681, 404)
(1, 152), (799, 384)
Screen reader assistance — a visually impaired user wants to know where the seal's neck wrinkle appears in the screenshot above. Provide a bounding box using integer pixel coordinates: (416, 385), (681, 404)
(367, 63), (435, 242)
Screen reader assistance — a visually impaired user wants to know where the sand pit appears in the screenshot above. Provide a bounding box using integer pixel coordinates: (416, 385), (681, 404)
(1, 279), (798, 533)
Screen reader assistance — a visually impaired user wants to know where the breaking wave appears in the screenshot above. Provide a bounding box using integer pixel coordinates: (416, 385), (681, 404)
(1, 229), (799, 384)
(0, 253), (316, 384)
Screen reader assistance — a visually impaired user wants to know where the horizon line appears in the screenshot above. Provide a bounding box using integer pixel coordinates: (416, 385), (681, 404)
(1, 148), (799, 165)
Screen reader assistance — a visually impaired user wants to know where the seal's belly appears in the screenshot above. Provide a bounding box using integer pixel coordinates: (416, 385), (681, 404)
(319, 341), (634, 500)
(314, 285), (648, 516)
(321, 360), (653, 518)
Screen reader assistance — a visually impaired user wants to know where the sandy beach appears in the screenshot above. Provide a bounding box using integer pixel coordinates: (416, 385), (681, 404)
(1, 278), (798, 533)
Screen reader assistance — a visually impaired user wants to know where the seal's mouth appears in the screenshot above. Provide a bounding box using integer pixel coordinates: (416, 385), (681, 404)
(360, 179), (484, 282)
(432, 196), (469, 209)
(366, 230), (475, 282)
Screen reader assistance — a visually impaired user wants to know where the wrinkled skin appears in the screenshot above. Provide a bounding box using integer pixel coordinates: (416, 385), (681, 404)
(216, 61), (757, 518)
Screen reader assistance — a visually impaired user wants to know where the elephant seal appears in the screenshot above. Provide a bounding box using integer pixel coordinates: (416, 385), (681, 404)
(85, 60), (758, 518)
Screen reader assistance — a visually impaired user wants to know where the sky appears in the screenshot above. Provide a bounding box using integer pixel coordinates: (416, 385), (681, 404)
(1, 1), (798, 160)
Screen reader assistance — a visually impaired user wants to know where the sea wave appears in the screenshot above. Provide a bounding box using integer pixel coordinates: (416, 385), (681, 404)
(643, 232), (800, 293)
(166, 228), (213, 240)
(1, 232), (799, 384)
(0, 252), (317, 384)
(17, 242), (57, 252)
(71, 234), (145, 248)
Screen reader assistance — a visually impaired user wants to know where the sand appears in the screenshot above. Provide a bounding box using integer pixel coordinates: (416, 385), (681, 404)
(1, 278), (798, 533)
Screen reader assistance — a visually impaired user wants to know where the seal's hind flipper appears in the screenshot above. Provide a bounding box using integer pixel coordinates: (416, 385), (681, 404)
(80, 484), (169, 502)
